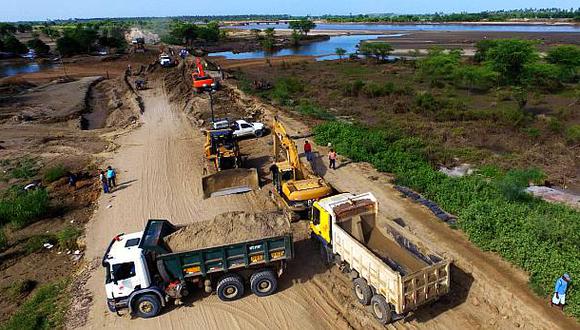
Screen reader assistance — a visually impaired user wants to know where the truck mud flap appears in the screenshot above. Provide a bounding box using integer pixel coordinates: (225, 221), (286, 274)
(202, 168), (259, 199)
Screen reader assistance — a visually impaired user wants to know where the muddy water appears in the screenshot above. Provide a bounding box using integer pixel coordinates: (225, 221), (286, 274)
(82, 82), (109, 130)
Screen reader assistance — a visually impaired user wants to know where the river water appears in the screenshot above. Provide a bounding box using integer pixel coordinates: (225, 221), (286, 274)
(0, 60), (56, 78)
(228, 22), (580, 33)
(211, 34), (401, 61)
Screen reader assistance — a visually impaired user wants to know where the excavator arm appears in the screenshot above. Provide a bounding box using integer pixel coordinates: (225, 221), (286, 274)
(272, 117), (303, 179)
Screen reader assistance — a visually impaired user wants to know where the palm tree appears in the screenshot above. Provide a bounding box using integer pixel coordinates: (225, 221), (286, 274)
(335, 47), (347, 61)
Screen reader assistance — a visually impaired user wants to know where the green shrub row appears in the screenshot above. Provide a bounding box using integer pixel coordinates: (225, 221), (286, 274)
(314, 121), (580, 319)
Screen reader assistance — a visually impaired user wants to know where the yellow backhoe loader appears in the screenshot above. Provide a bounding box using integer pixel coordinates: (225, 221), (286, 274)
(270, 117), (333, 220)
(201, 128), (258, 198)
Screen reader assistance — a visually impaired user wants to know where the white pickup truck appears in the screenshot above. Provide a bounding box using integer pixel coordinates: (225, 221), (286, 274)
(212, 119), (266, 138)
(310, 192), (451, 325)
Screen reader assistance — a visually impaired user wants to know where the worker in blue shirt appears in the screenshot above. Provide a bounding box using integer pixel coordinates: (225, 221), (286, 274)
(551, 273), (571, 310)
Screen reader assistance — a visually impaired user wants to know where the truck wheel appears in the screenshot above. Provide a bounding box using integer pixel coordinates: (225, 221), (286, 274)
(250, 269), (278, 297)
(370, 294), (393, 325)
(216, 274), (245, 301)
(353, 278), (372, 305)
(134, 294), (161, 319)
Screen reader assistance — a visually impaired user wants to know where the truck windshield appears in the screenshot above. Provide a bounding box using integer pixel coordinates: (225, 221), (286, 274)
(109, 262), (136, 282)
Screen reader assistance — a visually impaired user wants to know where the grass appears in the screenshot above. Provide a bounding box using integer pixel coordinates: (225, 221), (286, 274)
(25, 234), (55, 254)
(56, 226), (81, 251)
(314, 121), (580, 320)
(43, 165), (67, 183)
(0, 188), (50, 228)
(3, 280), (36, 302)
(0, 228), (6, 250)
(565, 124), (580, 144)
(0, 280), (69, 330)
(295, 101), (335, 120)
(10, 158), (38, 180)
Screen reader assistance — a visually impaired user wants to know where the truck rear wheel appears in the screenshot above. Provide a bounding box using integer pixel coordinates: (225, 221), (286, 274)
(217, 274), (245, 301)
(370, 294), (393, 325)
(353, 278), (372, 305)
(134, 294), (161, 319)
(250, 269), (278, 297)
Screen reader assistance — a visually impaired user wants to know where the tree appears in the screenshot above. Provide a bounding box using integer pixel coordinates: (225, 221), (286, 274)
(250, 28), (261, 40)
(546, 45), (580, 82)
(288, 19), (316, 36)
(359, 42), (394, 62)
(0, 23), (16, 36)
(2, 35), (27, 54)
(453, 65), (498, 94)
(522, 63), (563, 92)
(41, 26), (61, 41)
(484, 39), (539, 84)
(56, 26), (98, 56)
(474, 39), (498, 63)
(290, 30), (301, 46)
(26, 38), (50, 55)
(335, 47), (347, 61)
(417, 48), (461, 87)
(261, 27), (276, 51)
(16, 24), (33, 33)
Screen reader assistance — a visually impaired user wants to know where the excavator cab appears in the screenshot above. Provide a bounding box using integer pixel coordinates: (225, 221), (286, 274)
(204, 129), (240, 171)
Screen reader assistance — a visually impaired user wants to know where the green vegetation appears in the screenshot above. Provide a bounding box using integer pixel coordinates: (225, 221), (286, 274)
(10, 158), (38, 179)
(1, 280), (69, 330)
(0, 188), (49, 228)
(56, 226), (81, 251)
(268, 77), (304, 105)
(25, 234), (55, 254)
(43, 164), (67, 183)
(0, 228), (6, 250)
(295, 101), (335, 120)
(161, 20), (221, 46)
(565, 124), (580, 144)
(484, 39), (539, 84)
(0, 35), (27, 54)
(26, 38), (50, 55)
(260, 27), (276, 51)
(417, 48), (462, 87)
(335, 47), (346, 60)
(314, 121), (580, 319)
(3, 280), (35, 302)
(546, 45), (580, 82)
(323, 8), (580, 23)
(288, 18), (316, 36)
(54, 21), (128, 56)
(359, 42), (394, 62)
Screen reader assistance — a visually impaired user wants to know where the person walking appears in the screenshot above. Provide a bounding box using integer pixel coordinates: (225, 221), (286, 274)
(68, 172), (77, 189)
(304, 140), (313, 162)
(99, 170), (109, 194)
(328, 149), (337, 170)
(551, 273), (571, 310)
(106, 166), (117, 188)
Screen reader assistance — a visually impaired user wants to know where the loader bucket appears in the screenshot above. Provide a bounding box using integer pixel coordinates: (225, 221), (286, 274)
(202, 168), (259, 199)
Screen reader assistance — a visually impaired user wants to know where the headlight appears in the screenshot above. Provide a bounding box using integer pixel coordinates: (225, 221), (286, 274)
(203, 84), (208, 87)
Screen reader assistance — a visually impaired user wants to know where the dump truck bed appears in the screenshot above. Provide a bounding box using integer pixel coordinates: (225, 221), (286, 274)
(329, 193), (450, 315)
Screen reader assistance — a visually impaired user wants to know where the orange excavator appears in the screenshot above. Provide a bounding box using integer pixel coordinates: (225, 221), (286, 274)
(192, 57), (217, 93)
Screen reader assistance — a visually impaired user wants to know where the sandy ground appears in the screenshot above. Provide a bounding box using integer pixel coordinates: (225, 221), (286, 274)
(81, 79), (341, 330)
(78, 67), (580, 329)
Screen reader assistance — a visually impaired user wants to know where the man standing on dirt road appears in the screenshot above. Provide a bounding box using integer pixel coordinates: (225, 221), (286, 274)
(551, 273), (571, 310)
(304, 140), (313, 162)
(106, 166), (117, 189)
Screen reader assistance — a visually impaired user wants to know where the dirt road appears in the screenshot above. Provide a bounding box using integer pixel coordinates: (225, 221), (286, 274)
(81, 80), (352, 329)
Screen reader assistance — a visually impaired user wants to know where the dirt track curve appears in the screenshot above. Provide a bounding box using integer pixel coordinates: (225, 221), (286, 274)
(80, 79), (579, 329)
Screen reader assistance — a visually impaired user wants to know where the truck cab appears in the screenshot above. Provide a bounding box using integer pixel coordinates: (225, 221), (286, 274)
(102, 232), (166, 318)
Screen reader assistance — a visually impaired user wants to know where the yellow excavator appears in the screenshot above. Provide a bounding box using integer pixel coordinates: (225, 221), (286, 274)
(270, 117), (333, 220)
(201, 128), (259, 198)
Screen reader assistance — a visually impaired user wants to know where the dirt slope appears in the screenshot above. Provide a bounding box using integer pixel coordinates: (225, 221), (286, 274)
(81, 80), (343, 330)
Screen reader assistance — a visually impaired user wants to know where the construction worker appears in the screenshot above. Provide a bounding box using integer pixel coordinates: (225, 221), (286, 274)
(551, 273), (571, 310)
(304, 140), (313, 162)
(328, 149), (337, 170)
(106, 166), (117, 188)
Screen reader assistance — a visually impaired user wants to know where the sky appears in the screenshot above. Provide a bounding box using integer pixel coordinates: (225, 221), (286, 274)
(1, 0), (579, 22)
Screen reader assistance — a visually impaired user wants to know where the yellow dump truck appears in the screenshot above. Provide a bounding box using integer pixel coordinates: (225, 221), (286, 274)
(310, 192), (451, 325)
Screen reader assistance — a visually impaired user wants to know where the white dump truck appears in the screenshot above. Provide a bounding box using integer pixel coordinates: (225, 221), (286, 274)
(309, 192), (451, 324)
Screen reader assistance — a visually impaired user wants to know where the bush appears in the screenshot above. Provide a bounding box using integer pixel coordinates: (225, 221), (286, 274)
(295, 101), (335, 120)
(269, 77), (303, 105)
(1, 280), (68, 330)
(359, 42), (394, 61)
(417, 48), (462, 87)
(0, 188), (50, 228)
(547, 117), (563, 133)
(3, 279), (36, 301)
(43, 164), (67, 183)
(341, 79), (365, 97)
(453, 65), (498, 92)
(361, 81), (395, 98)
(10, 158), (38, 179)
(523, 63), (563, 92)
(484, 39), (539, 84)
(565, 125), (580, 144)
(25, 234), (55, 254)
(313, 121), (580, 320)
(546, 45), (580, 82)
(414, 92), (442, 113)
(1, 35), (27, 54)
(0, 228), (6, 250)
(26, 38), (50, 55)
(56, 226), (81, 250)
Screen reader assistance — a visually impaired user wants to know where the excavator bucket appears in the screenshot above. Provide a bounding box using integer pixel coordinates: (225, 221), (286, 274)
(202, 168), (259, 199)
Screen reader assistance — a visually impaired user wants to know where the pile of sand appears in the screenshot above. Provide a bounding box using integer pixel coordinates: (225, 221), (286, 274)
(164, 211), (290, 252)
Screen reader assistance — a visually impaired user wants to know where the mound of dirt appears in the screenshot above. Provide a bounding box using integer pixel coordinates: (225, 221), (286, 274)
(164, 211), (290, 252)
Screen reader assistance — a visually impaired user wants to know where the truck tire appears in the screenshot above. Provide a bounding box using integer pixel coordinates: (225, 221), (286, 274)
(370, 294), (393, 325)
(353, 278), (372, 305)
(216, 274), (245, 301)
(250, 269), (278, 297)
(133, 294), (161, 319)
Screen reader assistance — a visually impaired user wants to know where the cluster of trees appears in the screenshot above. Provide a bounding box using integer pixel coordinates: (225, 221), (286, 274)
(416, 40), (579, 96)
(359, 42), (394, 61)
(161, 21), (221, 46)
(0, 22), (49, 55)
(288, 18), (316, 45)
(323, 8), (580, 22)
(52, 22), (128, 56)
